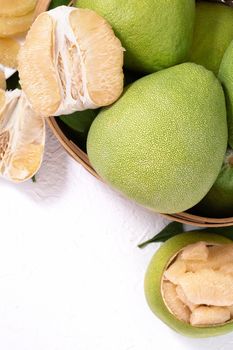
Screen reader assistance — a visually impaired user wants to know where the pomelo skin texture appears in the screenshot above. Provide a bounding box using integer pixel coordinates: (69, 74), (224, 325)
(189, 2), (233, 75)
(219, 40), (233, 148)
(144, 232), (233, 338)
(76, 0), (195, 73)
(193, 149), (233, 218)
(87, 63), (227, 214)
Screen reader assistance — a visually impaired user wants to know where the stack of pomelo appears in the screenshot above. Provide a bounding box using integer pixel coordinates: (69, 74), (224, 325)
(2, 0), (233, 218)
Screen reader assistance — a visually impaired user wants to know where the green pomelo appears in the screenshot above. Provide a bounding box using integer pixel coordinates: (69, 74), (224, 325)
(219, 39), (233, 148)
(59, 110), (98, 152)
(76, 0), (195, 73)
(192, 149), (233, 218)
(87, 63), (227, 214)
(189, 2), (233, 75)
(59, 109), (98, 134)
(144, 232), (233, 338)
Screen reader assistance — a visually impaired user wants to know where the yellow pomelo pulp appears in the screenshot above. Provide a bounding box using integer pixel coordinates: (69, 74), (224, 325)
(0, 71), (6, 90)
(18, 6), (124, 117)
(0, 38), (20, 68)
(77, 0), (195, 73)
(189, 2), (233, 75)
(0, 0), (37, 17)
(145, 232), (233, 337)
(0, 90), (45, 182)
(0, 10), (35, 37)
(87, 63), (227, 214)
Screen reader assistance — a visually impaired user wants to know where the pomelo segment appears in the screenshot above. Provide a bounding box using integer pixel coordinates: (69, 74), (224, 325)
(164, 260), (186, 285)
(0, 38), (20, 68)
(180, 242), (209, 261)
(178, 269), (233, 307)
(183, 244), (233, 272)
(0, 10), (35, 37)
(190, 306), (230, 326)
(18, 6), (124, 117)
(18, 13), (61, 116)
(162, 281), (190, 323)
(0, 71), (6, 90)
(176, 285), (197, 312)
(0, 0), (37, 17)
(0, 90), (45, 182)
(69, 9), (123, 107)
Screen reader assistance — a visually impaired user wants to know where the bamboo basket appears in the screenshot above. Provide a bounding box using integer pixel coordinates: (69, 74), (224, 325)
(37, 0), (233, 227)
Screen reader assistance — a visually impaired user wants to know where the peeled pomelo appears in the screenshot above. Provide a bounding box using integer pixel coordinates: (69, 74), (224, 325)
(87, 63), (227, 214)
(18, 6), (124, 117)
(0, 37), (20, 68)
(77, 0), (195, 73)
(189, 2), (233, 75)
(0, 10), (35, 37)
(0, 90), (45, 182)
(145, 232), (233, 337)
(0, 0), (37, 17)
(192, 149), (233, 218)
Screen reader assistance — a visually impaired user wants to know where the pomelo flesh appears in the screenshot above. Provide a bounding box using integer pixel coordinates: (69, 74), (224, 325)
(145, 232), (233, 337)
(18, 6), (124, 117)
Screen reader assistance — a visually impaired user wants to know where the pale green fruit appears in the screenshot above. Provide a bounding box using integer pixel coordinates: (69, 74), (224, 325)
(219, 39), (233, 148)
(189, 2), (233, 75)
(76, 0), (195, 73)
(145, 232), (233, 337)
(193, 149), (233, 218)
(87, 63), (227, 214)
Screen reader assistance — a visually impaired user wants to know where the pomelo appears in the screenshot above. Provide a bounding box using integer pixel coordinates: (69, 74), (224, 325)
(219, 39), (233, 148)
(87, 63), (227, 214)
(189, 2), (233, 75)
(76, 0), (195, 73)
(18, 6), (124, 117)
(192, 149), (233, 218)
(144, 232), (233, 337)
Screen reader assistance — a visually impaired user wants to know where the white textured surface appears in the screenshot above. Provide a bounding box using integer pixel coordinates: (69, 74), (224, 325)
(0, 126), (233, 350)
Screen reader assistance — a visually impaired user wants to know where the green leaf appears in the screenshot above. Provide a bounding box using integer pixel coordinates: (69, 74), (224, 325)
(32, 175), (36, 183)
(138, 222), (184, 248)
(138, 221), (233, 249)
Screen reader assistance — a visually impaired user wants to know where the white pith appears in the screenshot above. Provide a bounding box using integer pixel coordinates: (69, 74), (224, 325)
(48, 6), (97, 116)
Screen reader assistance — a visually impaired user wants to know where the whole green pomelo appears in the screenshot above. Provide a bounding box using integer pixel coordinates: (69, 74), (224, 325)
(192, 149), (233, 218)
(76, 0), (195, 73)
(189, 2), (233, 75)
(145, 232), (233, 337)
(219, 39), (233, 148)
(87, 63), (227, 214)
